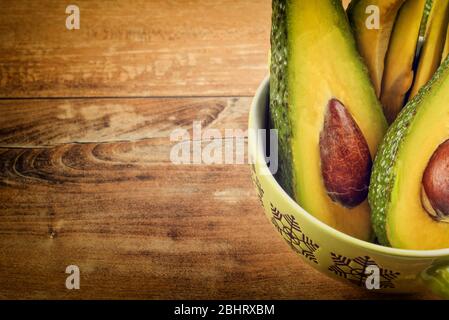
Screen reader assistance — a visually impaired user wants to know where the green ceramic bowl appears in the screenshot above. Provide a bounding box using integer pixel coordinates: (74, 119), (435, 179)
(248, 77), (449, 298)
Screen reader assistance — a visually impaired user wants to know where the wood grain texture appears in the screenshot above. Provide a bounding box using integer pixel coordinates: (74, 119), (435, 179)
(0, 142), (377, 299)
(0, 97), (248, 147)
(0, 0), (270, 98)
(0, 0), (439, 300)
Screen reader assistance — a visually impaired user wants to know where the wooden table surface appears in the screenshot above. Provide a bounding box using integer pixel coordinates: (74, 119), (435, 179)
(0, 0), (436, 299)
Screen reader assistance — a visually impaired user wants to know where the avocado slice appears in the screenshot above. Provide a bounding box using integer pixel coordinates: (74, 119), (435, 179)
(369, 56), (449, 250)
(347, 0), (406, 97)
(380, 0), (431, 123)
(270, 0), (387, 240)
(442, 25), (449, 62)
(409, 0), (449, 98)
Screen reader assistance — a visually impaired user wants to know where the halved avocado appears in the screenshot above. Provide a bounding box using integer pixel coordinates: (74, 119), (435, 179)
(270, 0), (387, 240)
(380, 0), (431, 123)
(370, 57), (449, 250)
(348, 0), (406, 97)
(409, 0), (449, 98)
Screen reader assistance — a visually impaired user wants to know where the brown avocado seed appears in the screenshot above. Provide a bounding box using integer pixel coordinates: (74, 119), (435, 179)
(319, 99), (372, 208)
(422, 139), (449, 222)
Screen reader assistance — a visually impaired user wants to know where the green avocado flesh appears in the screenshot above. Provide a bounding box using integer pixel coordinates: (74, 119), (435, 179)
(380, 0), (431, 124)
(369, 56), (449, 250)
(270, 0), (387, 240)
(348, 0), (406, 97)
(409, 0), (449, 99)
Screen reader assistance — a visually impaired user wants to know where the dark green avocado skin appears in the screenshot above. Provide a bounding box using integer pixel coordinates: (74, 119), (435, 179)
(420, 0), (434, 37)
(369, 56), (449, 246)
(270, 0), (294, 197)
(269, 0), (371, 199)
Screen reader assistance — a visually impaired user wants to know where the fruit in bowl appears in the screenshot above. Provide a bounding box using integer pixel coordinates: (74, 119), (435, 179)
(249, 0), (449, 297)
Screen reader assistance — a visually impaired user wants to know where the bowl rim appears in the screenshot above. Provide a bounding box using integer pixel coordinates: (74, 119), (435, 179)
(250, 76), (449, 259)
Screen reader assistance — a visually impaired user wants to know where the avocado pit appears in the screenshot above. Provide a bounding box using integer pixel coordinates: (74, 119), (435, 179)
(319, 99), (372, 208)
(422, 139), (449, 222)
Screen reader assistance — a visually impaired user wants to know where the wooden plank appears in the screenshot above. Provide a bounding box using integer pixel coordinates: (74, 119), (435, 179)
(0, 97), (249, 147)
(0, 0), (270, 98)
